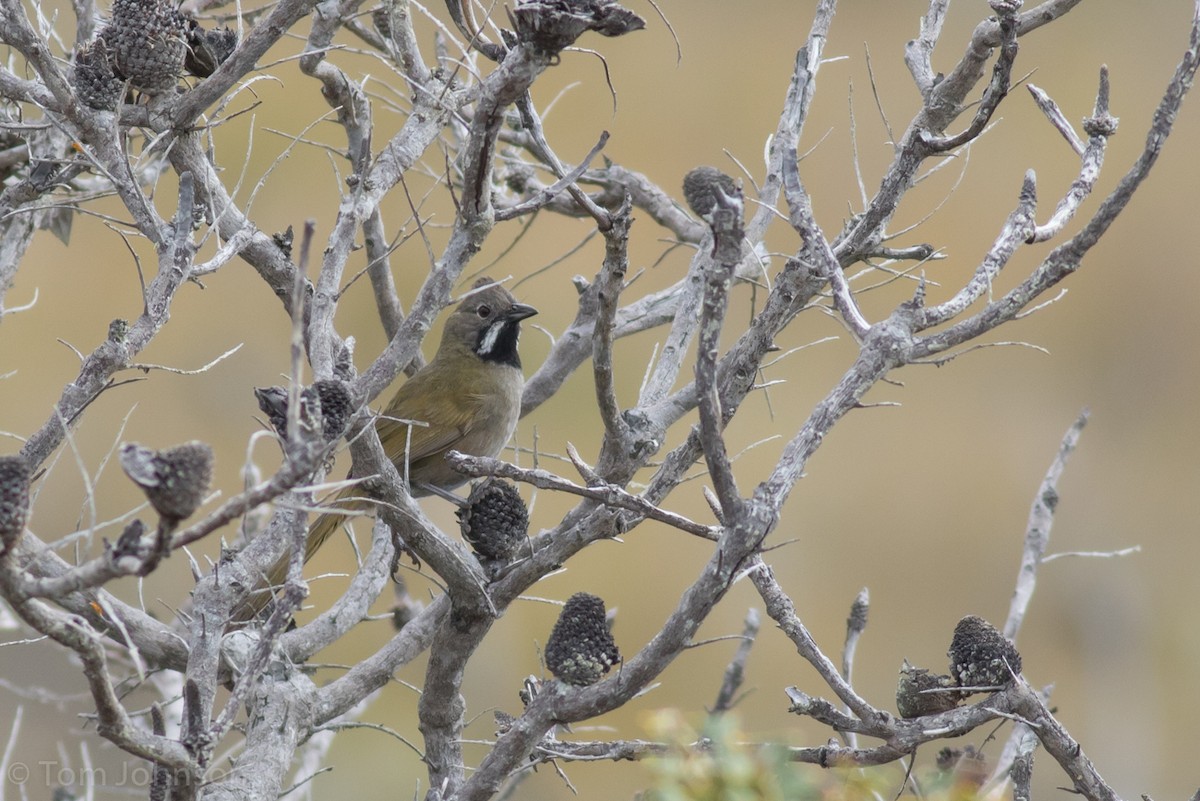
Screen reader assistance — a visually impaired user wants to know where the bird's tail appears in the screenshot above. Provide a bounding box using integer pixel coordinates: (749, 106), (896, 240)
(233, 484), (368, 623)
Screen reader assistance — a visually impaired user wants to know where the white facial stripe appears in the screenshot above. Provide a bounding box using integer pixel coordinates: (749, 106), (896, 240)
(478, 320), (504, 356)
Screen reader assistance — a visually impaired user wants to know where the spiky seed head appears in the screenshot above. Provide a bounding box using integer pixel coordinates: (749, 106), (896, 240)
(948, 615), (1022, 690)
(120, 441), (213, 522)
(0, 455), (31, 552)
(72, 38), (124, 111)
(544, 592), (620, 686)
(682, 166), (738, 220)
(895, 660), (961, 719)
(457, 478), (528, 562)
(102, 0), (188, 94)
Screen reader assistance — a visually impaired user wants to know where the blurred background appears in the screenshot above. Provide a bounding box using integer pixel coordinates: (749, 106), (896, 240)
(2, 0), (1198, 798)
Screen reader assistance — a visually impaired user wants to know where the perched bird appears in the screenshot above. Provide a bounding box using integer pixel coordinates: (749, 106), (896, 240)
(243, 278), (536, 618)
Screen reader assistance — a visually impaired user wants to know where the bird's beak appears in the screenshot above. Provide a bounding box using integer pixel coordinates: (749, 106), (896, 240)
(506, 302), (538, 322)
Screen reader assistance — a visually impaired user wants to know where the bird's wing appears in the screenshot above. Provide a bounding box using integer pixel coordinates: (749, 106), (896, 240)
(376, 411), (470, 465)
(375, 372), (485, 466)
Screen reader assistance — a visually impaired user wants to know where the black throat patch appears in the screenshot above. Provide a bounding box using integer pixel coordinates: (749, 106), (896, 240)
(475, 318), (523, 369)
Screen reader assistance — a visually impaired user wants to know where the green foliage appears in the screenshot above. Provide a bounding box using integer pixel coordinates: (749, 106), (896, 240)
(637, 710), (1004, 801)
(638, 710), (817, 801)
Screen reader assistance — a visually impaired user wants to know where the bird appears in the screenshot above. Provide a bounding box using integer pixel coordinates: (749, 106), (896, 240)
(244, 278), (537, 619)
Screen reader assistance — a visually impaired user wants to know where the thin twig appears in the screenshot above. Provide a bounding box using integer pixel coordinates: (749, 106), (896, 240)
(1005, 409), (1089, 642)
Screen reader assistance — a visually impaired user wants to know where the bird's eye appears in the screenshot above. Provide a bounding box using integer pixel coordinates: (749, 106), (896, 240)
(476, 304), (492, 318)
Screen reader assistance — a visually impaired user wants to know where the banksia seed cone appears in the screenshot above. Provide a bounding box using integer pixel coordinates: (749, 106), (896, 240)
(72, 38), (124, 111)
(457, 478), (528, 562)
(948, 615), (1022, 690)
(0, 454), (31, 553)
(184, 22), (237, 78)
(895, 660), (961, 718)
(255, 380), (352, 442)
(120, 441), (213, 522)
(544, 592), (619, 686)
(103, 0), (187, 94)
(682, 166), (738, 220)
(311, 380), (353, 438)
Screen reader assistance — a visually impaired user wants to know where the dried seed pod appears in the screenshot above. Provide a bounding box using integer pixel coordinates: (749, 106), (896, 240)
(510, 0), (644, 56)
(255, 380), (353, 442)
(311, 380), (353, 438)
(102, 0), (188, 94)
(457, 478), (528, 562)
(847, 587), (869, 635)
(72, 38), (124, 111)
(948, 615), (1022, 690)
(113, 519), (148, 560)
(184, 22), (237, 78)
(0, 454), (31, 553)
(895, 659), (961, 718)
(544, 592), (620, 686)
(255, 386), (299, 434)
(682, 165), (739, 220)
(120, 441), (213, 522)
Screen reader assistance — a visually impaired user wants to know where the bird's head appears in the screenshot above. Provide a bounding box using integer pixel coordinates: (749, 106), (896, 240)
(438, 278), (538, 369)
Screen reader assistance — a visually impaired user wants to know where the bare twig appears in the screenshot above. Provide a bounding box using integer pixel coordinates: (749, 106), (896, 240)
(1027, 68), (1117, 243)
(709, 608), (759, 716)
(592, 199), (632, 442)
(447, 452), (718, 540)
(1004, 410), (1088, 641)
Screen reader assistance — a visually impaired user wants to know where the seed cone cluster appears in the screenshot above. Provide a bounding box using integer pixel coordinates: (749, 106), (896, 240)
(895, 614), (1023, 719)
(255, 380), (353, 442)
(103, 0), (188, 94)
(71, 0), (239, 108)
